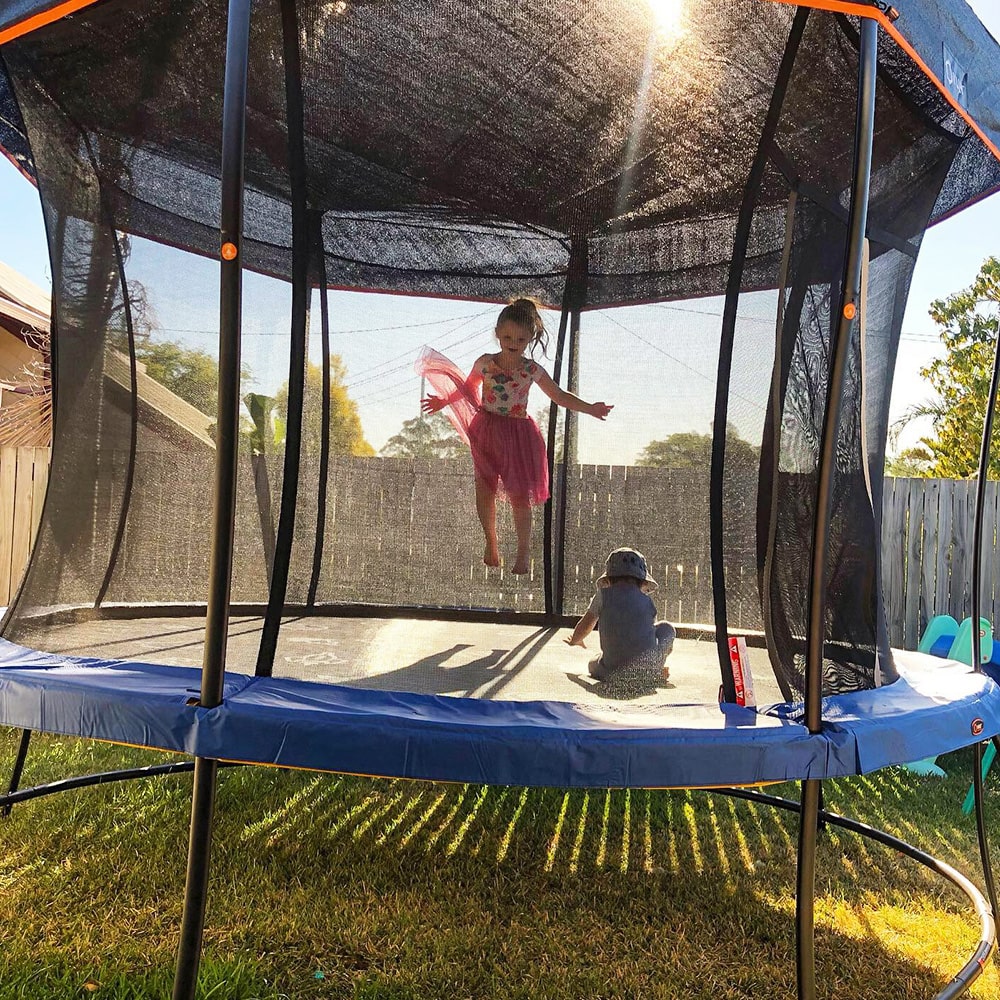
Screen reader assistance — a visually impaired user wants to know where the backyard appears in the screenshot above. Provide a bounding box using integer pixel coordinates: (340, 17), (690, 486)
(2, 729), (1000, 999)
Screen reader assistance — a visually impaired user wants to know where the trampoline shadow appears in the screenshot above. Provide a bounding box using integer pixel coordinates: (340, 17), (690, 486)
(341, 628), (558, 698)
(229, 778), (969, 1000)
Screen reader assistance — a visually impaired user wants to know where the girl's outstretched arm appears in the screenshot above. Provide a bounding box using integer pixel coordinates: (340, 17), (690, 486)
(422, 359), (485, 413)
(535, 368), (613, 420)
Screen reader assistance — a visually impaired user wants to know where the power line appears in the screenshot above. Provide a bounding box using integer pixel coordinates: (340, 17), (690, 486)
(600, 312), (767, 416)
(343, 311), (491, 385)
(345, 326), (488, 393)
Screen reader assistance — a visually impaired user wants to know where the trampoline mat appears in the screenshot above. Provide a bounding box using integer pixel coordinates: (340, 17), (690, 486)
(17, 614), (784, 707)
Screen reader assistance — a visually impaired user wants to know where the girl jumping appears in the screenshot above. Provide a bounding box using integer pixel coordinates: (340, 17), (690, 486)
(419, 297), (613, 574)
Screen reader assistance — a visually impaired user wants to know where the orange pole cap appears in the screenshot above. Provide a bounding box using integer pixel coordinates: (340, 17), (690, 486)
(221, 242), (238, 260)
(843, 302), (857, 320)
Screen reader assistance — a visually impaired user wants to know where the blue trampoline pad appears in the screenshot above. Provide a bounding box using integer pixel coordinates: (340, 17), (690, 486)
(0, 639), (997, 788)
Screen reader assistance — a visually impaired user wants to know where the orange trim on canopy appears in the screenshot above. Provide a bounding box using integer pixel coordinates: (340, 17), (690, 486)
(0, 0), (104, 46)
(883, 19), (1000, 163)
(766, 0), (1000, 164)
(767, 0), (889, 18)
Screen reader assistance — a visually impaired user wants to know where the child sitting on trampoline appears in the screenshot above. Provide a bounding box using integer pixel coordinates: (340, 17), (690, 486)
(419, 296), (613, 574)
(564, 547), (675, 684)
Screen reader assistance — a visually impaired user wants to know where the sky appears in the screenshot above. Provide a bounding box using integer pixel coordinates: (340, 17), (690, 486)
(1, 0), (999, 463)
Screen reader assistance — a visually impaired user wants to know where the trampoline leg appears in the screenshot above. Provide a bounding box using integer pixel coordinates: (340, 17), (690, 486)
(172, 756), (220, 1000)
(796, 778), (820, 1000)
(1, 728), (31, 818)
(971, 742), (1000, 922)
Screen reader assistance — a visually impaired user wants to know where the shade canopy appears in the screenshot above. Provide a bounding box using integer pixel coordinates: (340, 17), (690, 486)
(1, 0), (998, 304)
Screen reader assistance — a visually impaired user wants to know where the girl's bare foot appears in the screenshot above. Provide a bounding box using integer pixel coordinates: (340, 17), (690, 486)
(484, 543), (500, 567)
(512, 555), (530, 575)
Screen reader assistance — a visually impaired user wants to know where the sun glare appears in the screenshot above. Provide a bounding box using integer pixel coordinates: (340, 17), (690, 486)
(646, 0), (685, 39)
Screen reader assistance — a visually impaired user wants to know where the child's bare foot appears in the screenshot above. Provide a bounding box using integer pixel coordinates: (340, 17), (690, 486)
(484, 543), (500, 567)
(512, 555), (530, 575)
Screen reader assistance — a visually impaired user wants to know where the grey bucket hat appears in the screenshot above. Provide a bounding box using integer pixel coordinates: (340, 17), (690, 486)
(597, 547), (657, 592)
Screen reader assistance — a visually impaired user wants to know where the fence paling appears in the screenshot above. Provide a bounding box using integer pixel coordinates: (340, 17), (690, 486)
(0, 446), (48, 605)
(879, 476), (1000, 648)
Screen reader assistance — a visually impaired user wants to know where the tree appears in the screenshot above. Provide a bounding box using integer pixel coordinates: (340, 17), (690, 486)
(135, 339), (222, 417)
(107, 276), (236, 418)
(636, 424), (758, 470)
(884, 445), (934, 478)
(275, 357), (374, 457)
(380, 413), (464, 459)
(895, 256), (1000, 479)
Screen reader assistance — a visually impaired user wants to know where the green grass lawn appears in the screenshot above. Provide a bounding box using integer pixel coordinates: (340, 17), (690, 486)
(2, 729), (1000, 999)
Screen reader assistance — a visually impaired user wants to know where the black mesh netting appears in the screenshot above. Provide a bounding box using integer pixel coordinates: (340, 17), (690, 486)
(1, 0), (999, 701)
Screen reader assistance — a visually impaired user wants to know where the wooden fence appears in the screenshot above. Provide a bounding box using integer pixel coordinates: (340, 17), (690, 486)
(0, 449), (997, 650)
(880, 478), (1000, 651)
(0, 446), (49, 605)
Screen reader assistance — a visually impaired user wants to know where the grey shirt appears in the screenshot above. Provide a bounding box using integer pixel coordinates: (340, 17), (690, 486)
(587, 583), (657, 670)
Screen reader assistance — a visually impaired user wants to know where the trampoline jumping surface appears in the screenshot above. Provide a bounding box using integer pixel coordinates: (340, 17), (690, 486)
(18, 614), (783, 707)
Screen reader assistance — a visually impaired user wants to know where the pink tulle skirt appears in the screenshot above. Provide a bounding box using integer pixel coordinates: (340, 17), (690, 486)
(417, 347), (550, 506)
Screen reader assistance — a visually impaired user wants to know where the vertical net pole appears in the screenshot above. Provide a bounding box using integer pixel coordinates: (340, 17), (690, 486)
(969, 308), (1000, 917)
(803, 17), (876, 740)
(256, 0), (311, 674)
(91, 168), (138, 607)
(171, 0), (251, 994)
(307, 211), (331, 607)
(971, 311), (1000, 671)
(797, 16), (877, 1000)
(553, 239), (587, 614)
(555, 298), (584, 612)
(711, 8), (808, 702)
(543, 261), (575, 615)
(761, 190), (797, 702)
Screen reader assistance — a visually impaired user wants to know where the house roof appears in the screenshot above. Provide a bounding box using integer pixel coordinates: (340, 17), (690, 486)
(0, 259), (213, 449)
(0, 258), (49, 340)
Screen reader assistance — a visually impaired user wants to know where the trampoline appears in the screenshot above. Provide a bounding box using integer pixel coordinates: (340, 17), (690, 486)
(2, 0), (1000, 997)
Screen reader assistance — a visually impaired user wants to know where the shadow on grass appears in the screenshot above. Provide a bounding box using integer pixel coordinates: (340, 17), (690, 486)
(2, 737), (999, 999)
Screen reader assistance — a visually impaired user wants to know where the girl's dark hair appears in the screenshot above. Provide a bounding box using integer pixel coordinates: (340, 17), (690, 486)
(497, 296), (548, 356)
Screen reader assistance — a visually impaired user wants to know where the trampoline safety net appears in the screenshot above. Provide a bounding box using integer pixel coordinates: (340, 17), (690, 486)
(1, 0), (998, 702)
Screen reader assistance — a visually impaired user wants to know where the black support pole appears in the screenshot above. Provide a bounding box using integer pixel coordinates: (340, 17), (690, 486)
(94, 199), (139, 608)
(307, 211), (331, 607)
(969, 308), (1000, 918)
(711, 8), (808, 703)
(803, 15), (877, 740)
(543, 253), (577, 616)
(171, 0), (251, 995)
(797, 17), (877, 1000)
(970, 311), (1000, 672)
(256, 0), (311, 675)
(553, 239), (587, 615)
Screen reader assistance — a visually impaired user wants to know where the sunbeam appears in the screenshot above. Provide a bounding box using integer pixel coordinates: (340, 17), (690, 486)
(646, 0), (684, 37)
(446, 785), (489, 857)
(620, 789), (632, 873)
(569, 792), (590, 874)
(497, 788), (528, 863)
(425, 785), (469, 850)
(545, 792), (571, 872)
